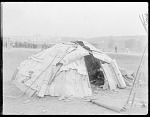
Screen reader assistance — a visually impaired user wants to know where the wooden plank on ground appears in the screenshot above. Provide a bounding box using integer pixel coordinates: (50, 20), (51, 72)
(90, 99), (123, 113)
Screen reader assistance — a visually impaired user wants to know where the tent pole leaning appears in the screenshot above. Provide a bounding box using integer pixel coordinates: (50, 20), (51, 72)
(38, 47), (75, 97)
(24, 46), (73, 96)
(124, 14), (148, 108)
(124, 42), (148, 108)
(141, 14), (147, 30)
(139, 15), (148, 34)
(48, 46), (78, 85)
(21, 54), (58, 97)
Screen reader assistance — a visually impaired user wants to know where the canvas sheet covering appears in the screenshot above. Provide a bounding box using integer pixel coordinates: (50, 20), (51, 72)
(57, 57), (88, 76)
(82, 41), (102, 53)
(13, 43), (92, 98)
(93, 52), (112, 63)
(15, 43), (77, 81)
(14, 58), (92, 98)
(48, 69), (92, 98)
(27, 43), (77, 64)
(101, 60), (127, 90)
(40, 57), (91, 97)
(14, 64), (56, 95)
(82, 41), (112, 63)
(109, 59), (126, 88)
(60, 45), (89, 65)
(13, 41), (127, 98)
(32, 43), (74, 59)
(102, 63), (117, 90)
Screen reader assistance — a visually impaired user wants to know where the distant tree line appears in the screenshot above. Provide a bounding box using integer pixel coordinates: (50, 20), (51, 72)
(3, 41), (52, 49)
(107, 38), (147, 52)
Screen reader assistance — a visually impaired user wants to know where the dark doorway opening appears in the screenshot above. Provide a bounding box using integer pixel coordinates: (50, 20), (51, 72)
(73, 40), (105, 86)
(84, 54), (105, 86)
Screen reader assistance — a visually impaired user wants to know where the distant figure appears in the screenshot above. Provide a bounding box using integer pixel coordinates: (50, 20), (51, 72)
(115, 46), (118, 53)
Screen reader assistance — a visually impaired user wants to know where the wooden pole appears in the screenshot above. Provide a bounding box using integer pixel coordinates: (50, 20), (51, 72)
(124, 14), (148, 108)
(125, 42), (148, 107)
(90, 99), (121, 113)
(139, 15), (148, 34)
(22, 54), (58, 96)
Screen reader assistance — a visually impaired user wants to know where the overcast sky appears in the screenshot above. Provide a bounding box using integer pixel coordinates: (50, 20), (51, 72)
(3, 2), (148, 38)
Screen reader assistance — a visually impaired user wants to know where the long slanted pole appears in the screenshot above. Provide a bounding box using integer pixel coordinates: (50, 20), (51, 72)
(22, 54), (58, 96)
(125, 14), (148, 108)
(23, 46), (73, 95)
(47, 47), (76, 84)
(125, 42), (148, 107)
(38, 46), (78, 97)
(139, 15), (148, 34)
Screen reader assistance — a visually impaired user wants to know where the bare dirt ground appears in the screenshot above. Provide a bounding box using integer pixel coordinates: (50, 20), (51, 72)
(2, 48), (148, 115)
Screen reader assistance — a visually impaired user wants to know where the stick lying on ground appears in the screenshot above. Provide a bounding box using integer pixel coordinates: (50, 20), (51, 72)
(90, 99), (123, 113)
